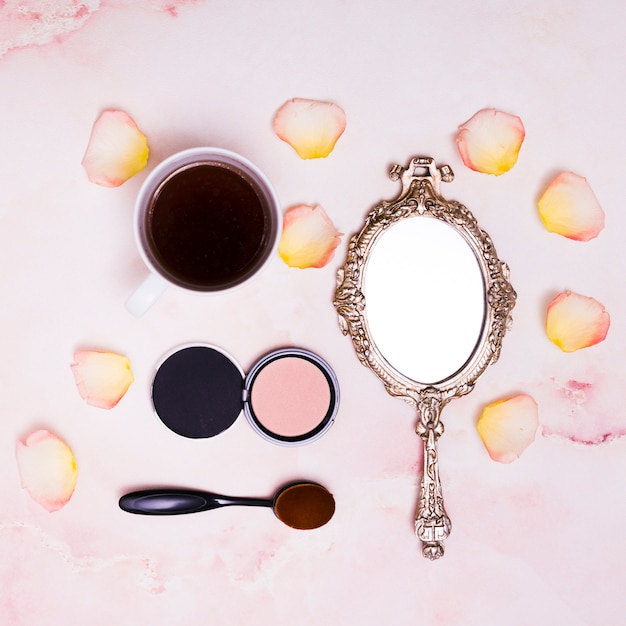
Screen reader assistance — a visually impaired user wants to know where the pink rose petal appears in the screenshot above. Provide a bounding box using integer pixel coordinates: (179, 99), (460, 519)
(278, 204), (343, 269)
(477, 395), (539, 463)
(273, 98), (346, 159)
(82, 110), (149, 187)
(538, 171), (605, 241)
(546, 291), (610, 352)
(16, 430), (77, 512)
(71, 350), (134, 409)
(456, 108), (525, 175)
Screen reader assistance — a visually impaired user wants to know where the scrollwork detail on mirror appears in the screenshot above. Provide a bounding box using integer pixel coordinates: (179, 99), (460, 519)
(334, 156), (517, 559)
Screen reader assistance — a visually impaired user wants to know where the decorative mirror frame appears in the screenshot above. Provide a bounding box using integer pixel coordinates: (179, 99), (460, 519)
(334, 156), (517, 559)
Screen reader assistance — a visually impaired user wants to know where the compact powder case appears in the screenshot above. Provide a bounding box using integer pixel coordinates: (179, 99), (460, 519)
(151, 344), (339, 446)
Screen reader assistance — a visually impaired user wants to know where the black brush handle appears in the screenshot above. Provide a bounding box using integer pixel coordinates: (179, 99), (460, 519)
(119, 488), (271, 515)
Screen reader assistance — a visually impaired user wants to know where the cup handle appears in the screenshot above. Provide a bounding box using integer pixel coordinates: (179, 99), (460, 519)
(125, 273), (168, 316)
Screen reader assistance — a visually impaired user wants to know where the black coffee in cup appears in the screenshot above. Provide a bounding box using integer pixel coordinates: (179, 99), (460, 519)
(145, 162), (272, 290)
(127, 148), (281, 316)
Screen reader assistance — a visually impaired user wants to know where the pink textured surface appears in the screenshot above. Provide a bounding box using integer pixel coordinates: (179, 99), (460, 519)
(250, 357), (332, 437)
(1, 2), (625, 625)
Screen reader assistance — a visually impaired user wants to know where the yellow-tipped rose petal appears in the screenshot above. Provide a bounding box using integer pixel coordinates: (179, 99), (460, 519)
(546, 291), (610, 352)
(82, 110), (149, 187)
(278, 204), (343, 269)
(456, 108), (525, 175)
(71, 350), (134, 409)
(16, 430), (78, 512)
(273, 98), (346, 159)
(538, 172), (604, 241)
(477, 395), (539, 463)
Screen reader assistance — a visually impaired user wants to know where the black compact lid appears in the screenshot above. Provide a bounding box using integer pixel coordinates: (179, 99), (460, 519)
(152, 345), (244, 438)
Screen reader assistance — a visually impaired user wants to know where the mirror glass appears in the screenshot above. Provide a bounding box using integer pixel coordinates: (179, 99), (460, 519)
(363, 215), (486, 384)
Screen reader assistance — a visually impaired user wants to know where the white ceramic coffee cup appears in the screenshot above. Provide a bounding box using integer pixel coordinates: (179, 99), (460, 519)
(125, 148), (282, 316)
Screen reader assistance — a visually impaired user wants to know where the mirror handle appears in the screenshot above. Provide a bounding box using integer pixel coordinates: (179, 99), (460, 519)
(415, 396), (452, 560)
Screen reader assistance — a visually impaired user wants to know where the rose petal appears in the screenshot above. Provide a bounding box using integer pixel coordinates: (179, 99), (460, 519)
(456, 108), (525, 175)
(546, 291), (610, 352)
(477, 395), (539, 463)
(278, 204), (343, 269)
(82, 110), (149, 187)
(273, 98), (346, 159)
(71, 350), (134, 409)
(16, 430), (78, 512)
(538, 172), (604, 241)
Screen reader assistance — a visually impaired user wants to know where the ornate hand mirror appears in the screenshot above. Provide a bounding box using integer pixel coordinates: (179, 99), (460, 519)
(334, 157), (516, 559)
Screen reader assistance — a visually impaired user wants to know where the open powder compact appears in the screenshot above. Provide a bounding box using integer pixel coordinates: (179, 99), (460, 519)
(151, 344), (339, 446)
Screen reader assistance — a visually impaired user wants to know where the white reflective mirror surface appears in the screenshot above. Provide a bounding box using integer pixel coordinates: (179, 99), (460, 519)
(363, 216), (485, 384)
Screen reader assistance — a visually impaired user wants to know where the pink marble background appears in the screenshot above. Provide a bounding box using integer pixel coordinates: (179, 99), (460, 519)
(1, 1), (625, 624)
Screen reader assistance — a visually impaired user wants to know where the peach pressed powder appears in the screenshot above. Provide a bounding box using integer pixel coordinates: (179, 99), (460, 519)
(249, 355), (332, 437)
